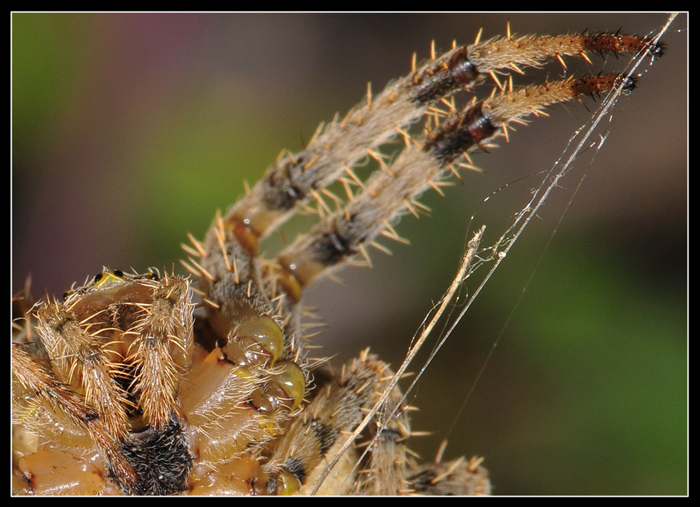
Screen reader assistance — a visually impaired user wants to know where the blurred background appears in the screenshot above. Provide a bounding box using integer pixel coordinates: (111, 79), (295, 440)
(12, 13), (686, 495)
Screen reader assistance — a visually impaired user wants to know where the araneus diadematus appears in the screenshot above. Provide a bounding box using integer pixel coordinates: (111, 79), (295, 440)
(12, 14), (678, 496)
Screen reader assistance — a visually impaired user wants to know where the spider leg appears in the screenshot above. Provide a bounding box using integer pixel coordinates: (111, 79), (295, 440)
(12, 344), (136, 494)
(406, 455), (491, 495)
(181, 29), (659, 349)
(213, 30), (661, 246)
(275, 73), (636, 289)
(33, 294), (132, 441)
(35, 271), (194, 434)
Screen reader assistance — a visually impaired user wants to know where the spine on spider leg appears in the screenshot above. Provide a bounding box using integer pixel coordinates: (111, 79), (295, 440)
(225, 31), (661, 246)
(276, 72), (637, 288)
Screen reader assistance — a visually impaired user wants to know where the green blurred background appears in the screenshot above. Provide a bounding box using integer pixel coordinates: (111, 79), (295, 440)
(12, 13), (686, 495)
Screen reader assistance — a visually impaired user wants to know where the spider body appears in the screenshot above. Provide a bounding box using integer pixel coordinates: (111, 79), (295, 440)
(12, 18), (671, 496)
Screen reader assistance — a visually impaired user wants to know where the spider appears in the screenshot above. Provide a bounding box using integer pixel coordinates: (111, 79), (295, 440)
(12, 14), (683, 496)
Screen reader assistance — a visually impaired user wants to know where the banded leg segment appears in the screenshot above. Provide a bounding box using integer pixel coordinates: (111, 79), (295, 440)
(185, 29), (662, 334)
(219, 30), (661, 245)
(410, 30), (663, 103)
(276, 73), (637, 288)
